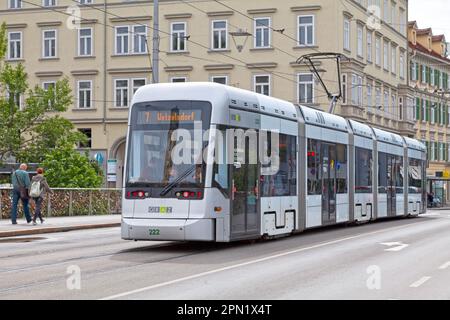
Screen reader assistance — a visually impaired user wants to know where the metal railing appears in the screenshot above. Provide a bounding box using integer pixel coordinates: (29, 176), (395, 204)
(0, 188), (122, 220)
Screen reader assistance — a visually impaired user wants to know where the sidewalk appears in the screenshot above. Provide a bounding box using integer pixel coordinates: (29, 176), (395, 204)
(0, 215), (121, 238)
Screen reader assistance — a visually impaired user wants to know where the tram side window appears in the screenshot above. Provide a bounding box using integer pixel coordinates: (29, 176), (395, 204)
(355, 148), (372, 193)
(307, 139), (321, 195)
(395, 156), (404, 194)
(213, 129), (229, 197)
(378, 152), (388, 194)
(336, 144), (348, 194)
(261, 133), (296, 197)
(408, 158), (423, 194)
(288, 135), (297, 196)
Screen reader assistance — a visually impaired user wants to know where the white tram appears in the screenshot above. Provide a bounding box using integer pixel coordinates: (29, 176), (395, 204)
(121, 83), (427, 242)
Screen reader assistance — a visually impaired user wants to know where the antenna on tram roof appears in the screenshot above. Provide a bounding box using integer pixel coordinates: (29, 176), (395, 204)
(297, 53), (349, 115)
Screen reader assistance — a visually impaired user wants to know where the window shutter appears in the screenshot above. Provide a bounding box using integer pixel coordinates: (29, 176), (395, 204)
(419, 64), (423, 82)
(416, 97), (420, 120)
(426, 100), (429, 122)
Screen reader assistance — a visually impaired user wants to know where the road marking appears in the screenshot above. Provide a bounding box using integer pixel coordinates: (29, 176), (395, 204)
(380, 242), (409, 252)
(409, 277), (431, 288)
(100, 222), (428, 300)
(439, 261), (450, 270)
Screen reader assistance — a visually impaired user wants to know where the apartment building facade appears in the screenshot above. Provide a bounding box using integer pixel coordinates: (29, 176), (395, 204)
(1, 0), (410, 187)
(408, 21), (450, 204)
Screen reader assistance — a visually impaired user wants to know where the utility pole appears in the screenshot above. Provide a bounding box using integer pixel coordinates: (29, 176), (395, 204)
(152, 0), (159, 83)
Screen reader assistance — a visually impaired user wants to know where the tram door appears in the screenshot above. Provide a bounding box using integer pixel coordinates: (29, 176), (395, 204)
(322, 143), (337, 225)
(387, 155), (397, 217)
(230, 139), (259, 239)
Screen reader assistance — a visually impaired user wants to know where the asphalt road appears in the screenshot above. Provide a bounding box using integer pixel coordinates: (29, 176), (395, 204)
(1, 211), (450, 300)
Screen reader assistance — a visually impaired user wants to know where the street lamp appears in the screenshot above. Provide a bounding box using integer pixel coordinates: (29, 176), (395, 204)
(229, 28), (252, 53)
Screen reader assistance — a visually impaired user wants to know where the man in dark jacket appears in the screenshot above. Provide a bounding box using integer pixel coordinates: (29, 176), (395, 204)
(11, 163), (32, 224)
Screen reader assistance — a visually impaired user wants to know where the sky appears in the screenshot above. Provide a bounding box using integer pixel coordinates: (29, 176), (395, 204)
(409, 0), (450, 41)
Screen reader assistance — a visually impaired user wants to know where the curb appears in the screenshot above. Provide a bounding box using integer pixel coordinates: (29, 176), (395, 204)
(0, 222), (121, 238)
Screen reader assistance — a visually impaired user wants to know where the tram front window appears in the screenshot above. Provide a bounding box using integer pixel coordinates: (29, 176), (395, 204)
(126, 101), (211, 192)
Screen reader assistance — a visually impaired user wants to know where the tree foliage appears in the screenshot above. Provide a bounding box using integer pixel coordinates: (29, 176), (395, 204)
(42, 141), (103, 188)
(0, 22), (86, 164)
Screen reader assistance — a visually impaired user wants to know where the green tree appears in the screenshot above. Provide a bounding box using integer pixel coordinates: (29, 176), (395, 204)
(0, 23), (86, 164)
(42, 141), (103, 188)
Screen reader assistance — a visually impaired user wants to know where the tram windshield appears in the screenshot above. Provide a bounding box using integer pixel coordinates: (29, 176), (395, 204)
(126, 101), (211, 188)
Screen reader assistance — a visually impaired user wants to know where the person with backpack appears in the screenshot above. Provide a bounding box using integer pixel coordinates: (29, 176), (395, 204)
(30, 168), (53, 225)
(11, 163), (32, 225)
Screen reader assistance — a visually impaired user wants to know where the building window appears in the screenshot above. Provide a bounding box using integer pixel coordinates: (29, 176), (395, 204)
(391, 94), (397, 118)
(422, 65), (427, 84)
(351, 74), (363, 106)
(255, 17), (271, 48)
(43, 0), (56, 6)
(78, 28), (92, 56)
(9, 0), (22, 9)
(383, 0), (390, 23)
(170, 22), (187, 52)
(411, 62), (417, 81)
(298, 15), (314, 46)
(367, 83), (372, 112)
(357, 25), (363, 57)
(171, 77), (187, 83)
(116, 26), (146, 55)
(115, 79), (129, 108)
(212, 20), (227, 50)
(7, 32), (22, 60)
(383, 41), (389, 71)
(422, 99), (426, 122)
(399, 8), (406, 34)
(391, 46), (396, 74)
(342, 74), (347, 104)
(298, 73), (314, 104)
(78, 129), (92, 149)
(79, 0), (93, 4)
(254, 75), (270, 96)
(399, 52), (405, 78)
(367, 32), (372, 63)
(42, 30), (57, 58)
(384, 90), (389, 114)
(431, 68), (435, 86)
(375, 37), (381, 66)
(77, 80), (92, 109)
(42, 81), (56, 107)
(375, 87), (381, 109)
(132, 25), (147, 54)
(343, 18), (350, 51)
(132, 78), (146, 94)
(211, 76), (228, 85)
(391, 1), (396, 27)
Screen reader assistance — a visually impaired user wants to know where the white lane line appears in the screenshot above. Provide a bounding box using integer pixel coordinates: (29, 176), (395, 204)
(409, 277), (431, 288)
(100, 222), (427, 300)
(438, 261), (450, 270)
(380, 242), (409, 252)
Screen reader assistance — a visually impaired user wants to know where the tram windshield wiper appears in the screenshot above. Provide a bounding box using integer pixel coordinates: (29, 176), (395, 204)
(160, 165), (196, 196)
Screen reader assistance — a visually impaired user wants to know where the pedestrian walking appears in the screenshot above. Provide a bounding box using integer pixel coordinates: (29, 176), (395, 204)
(29, 168), (53, 225)
(11, 163), (32, 225)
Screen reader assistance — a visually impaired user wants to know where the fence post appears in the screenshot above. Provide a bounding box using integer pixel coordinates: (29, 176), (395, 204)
(69, 190), (73, 216)
(89, 190), (93, 215)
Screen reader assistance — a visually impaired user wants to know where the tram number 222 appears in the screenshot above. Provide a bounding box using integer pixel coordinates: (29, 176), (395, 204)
(149, 229), (160, 236)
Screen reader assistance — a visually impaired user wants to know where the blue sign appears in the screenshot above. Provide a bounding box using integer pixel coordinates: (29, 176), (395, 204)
(94, 153), (104, 165)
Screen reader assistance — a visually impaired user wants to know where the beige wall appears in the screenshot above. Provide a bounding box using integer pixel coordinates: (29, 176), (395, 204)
(2, 0), (412, 185)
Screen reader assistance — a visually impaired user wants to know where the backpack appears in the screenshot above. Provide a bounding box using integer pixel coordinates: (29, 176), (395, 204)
(29, 180), (42, 198)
